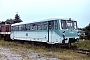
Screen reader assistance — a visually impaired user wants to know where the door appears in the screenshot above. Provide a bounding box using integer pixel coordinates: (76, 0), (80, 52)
(48, 21), (54, 43)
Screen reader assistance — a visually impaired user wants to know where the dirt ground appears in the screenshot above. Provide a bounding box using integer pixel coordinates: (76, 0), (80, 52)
(0, 46), (59, 60)
(0, 40), (90, 60)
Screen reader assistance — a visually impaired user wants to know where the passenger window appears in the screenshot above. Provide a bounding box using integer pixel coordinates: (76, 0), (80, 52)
(37, 22), (42, 30)
(34, 24), (37, 30)
(23, 24), (26, 30)
(42, 24), (47, 30)
(42, 22), (47, 30)
(14, 25), (19, 31)
(61, 20), (66, 29)
(30, 24), (34, 30)
(11, 26), (14, 31)
(74, 21), (77, 29)
(52, 21), (54, 29)
(48, 20), (54, 30)
(55, 20), (58, 29)
(35, 24), (38, 30)
(6, 25), (9, 32)
(19, 25), (21, 30)
(38, 24), (42, 30)
(48, 21), (51, 29)
(19, 24), (24, 30)
(20, 25), (24, 30)
(26, 24), (30, 30)
(30, 24), (37, 30)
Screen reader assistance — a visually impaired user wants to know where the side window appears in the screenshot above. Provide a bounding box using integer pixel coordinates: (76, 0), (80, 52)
(35, 24), (38, 30)
(30, 24), (37, 30)
(33, 24), (37, 30)
(61, 20), (66, 29)
(48, 20), (54, 29)
(26, 24), (30, 30)
(19, 25), (24, 31)
(23, 24), (26, 30)
(55, 20), (58, 29)
(42, 22), (47, 30)
(38, 25), (42, 30)
(20, 25), (24, 30)
(17, 25), (19, 31)
(37, 22), (42, 30)
(11, 26), (14, 31)
(52, 21), (54, 29)
(48, 21), (51, 29)
(74, 21), (77, 29)
(30, 24), (33, 30)
(33, 24), (35, 30)
(6, 25), (9, 32)
(14, 25), (19, 31)
(19, 24), (26, 31)
(19, 25), (22, 31)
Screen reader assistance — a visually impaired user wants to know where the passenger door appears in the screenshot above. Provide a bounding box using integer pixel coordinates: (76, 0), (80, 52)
(48, 21), (54, 43)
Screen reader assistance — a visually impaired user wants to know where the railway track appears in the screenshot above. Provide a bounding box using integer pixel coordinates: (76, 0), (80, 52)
(76, 48), (90, 55)
(3, 39), (90, 55)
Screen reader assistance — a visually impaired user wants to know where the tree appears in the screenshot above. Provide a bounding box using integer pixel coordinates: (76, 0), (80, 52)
(83, 23), (90, 40)
(5, 18), (14, 24)
(5, 13), (23, 24)
(14, 13), (23, 23)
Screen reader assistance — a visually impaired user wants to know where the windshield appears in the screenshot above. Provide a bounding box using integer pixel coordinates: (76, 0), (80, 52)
(61, 20), (77, 29)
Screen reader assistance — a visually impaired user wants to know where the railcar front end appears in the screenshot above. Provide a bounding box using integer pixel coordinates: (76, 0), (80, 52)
(0, 24), (11, 40)
(60, 20), (79, 44)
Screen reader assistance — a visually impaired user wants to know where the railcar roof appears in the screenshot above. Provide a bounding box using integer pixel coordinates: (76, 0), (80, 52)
(11, 17), (75, 26)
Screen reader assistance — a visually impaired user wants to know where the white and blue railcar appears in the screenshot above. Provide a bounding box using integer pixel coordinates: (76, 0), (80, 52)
(10, 18), (79, 44)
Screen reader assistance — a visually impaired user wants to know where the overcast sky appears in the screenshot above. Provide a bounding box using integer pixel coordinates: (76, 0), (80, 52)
(0, 0), (90, 28)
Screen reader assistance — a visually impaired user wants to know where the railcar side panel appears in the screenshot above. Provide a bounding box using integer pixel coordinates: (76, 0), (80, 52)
(10, 30), (48, 42)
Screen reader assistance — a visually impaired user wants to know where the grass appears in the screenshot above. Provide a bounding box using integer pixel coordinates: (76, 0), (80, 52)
(73, 39), (90, 50)
(0, 39), (90, 60)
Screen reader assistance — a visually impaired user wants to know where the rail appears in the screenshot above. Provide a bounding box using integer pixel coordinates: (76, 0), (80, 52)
(77, 48), (90, 55)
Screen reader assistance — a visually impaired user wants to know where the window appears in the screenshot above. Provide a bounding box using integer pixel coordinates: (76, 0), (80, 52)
(26, 24), (30, 30)
(35, 24), (38, 30)
(48, 20), (54, 30)
(42, 22), (47, 30)
(6, 25), (9, 32)
(61, 20), (67, 29)
(30, 23), (37, 30)
(73, 21), (77, 29)
(30, 24), (33, 30)
(14, 25), (19, 31)
(23, 24), (26, 30)
(55, 20), (58, 29)
(51, 21), (54, 29)
(33, 24), (37, 30)
(18, 24), (26, 31)
(11, 26), (14, 31)
(66, 21), (73, 29)
(61, 20), (77, 29)
(18, 24), (24, 31)
(18, 25), (22, 31)
(48, 21), (51, 29)
(37, 24), (42, 30)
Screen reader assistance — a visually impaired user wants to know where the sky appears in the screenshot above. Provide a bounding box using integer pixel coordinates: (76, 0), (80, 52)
(0, 0), (90, 28)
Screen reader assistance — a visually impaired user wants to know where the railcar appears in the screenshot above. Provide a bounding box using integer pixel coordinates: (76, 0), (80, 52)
(10, 18), (79, 44)
(0, 23), (11, 40)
